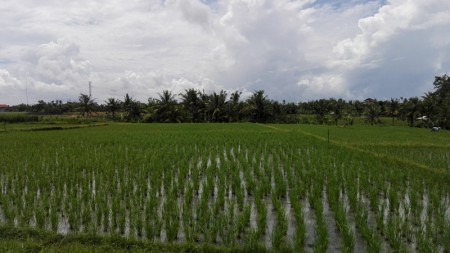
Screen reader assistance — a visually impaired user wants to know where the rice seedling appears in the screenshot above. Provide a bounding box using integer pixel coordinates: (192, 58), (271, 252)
(0, 123), (448, 252)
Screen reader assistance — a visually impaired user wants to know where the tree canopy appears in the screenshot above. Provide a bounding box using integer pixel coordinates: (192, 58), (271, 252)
(8, 74), (450, 129)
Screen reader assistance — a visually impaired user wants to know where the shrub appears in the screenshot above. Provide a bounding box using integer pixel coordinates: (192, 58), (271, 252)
(0, 113), (39, 123)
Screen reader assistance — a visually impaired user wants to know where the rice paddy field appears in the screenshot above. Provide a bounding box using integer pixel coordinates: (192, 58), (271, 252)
(0, 123), (449, 252)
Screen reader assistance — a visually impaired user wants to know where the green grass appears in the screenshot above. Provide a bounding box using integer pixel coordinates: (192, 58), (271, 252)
(278, 124), (450, 172)
(0, 226), (235, 253)
(0, 112), (38, 123)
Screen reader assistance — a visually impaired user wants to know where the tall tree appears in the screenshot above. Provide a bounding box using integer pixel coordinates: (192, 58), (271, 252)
(198, 90), (210, 122)
(154, 90), (183, 123)
(246, 90), (272, 123)
(105, 98), (121, 119)
(179, 89), (201, 122)
(365, 102), (380, 126)
(207, 90), (228, 122)
(311, 99), (330, 125)
(431, 75), (450, 129)
(389, 98), (400, 125)
(78, 93), (95, 117)
(330, 98), (344, 126)
(403, 97), (420, 127)
(228, 91), (243, 122)
(271, 100), (287, 123)
(421, 92), (436, 127)
(122, 94), (141, 122)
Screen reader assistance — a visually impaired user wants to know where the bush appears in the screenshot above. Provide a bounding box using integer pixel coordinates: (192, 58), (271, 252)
(0, 113), (39, 123)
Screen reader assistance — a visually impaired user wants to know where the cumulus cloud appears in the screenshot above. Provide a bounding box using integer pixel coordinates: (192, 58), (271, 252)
(0, 69), (28, 105)
(1, 0), (450, 105)
(0, 69), (22, 93)
(24, 40), (91, 85)
(325, 0), (450, 99)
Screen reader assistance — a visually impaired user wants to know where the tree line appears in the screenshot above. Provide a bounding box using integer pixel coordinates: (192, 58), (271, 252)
(8, 75), (450, 129)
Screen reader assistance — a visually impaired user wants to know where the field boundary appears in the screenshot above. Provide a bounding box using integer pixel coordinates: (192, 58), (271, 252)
(0, 123), (109, 133)
(259, 124), (449, 175)
(0, 226), (261, 253)
(300, 128), (449, 175)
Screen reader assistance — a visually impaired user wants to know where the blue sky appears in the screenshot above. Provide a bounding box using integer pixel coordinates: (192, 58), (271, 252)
(1, 0), (449, 105)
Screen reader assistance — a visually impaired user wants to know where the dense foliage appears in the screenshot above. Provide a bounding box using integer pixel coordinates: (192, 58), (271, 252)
(0, 113), (38, 123)
(5, 74), (450, 128)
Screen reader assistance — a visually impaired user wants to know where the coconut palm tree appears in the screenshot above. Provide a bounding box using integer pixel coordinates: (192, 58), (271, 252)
(228, 91), (243, 122)
(207, 90), (228, 122)
(404, 97), (420, 127)
(311, 99), (330, 125)
(389, 98), (399, 125)
(179, 89), (201, 122)
(431, 75), (450, 129)
(154, 90), (184, 123)
(121, 94), (142, 122)
(105, 97), (121, 119)
(330, 98), (344, 125)
(365, 103), (380, 126)
(78, 93), (95, 117)
(421, 92), (436, 127)
(246, 90), (272, 123)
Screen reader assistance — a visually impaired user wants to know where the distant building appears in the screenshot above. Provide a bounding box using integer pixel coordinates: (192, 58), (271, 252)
(364, 98), (376, 105)
(0, 104), (9, 112)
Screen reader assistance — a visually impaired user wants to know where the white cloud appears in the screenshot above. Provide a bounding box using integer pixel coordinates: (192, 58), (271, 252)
(0, 69), (22, 90)
(323, 0), (450, 99)
(1, 0), (450, 105)
(27, 40), (91, 85)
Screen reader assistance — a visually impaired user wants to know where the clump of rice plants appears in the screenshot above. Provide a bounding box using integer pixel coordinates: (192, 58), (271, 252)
(0, 123), (448, 252)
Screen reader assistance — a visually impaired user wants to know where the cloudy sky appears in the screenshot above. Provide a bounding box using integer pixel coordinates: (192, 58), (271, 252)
(1, 0), (450, 105)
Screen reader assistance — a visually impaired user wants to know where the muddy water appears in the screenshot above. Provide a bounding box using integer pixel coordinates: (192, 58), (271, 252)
(263, 201), (274, 248)
(284, 193), (295, 247)
(322, 190), (343, 252)
(302, 198), (315, 252)
(340, 190), (367, 253)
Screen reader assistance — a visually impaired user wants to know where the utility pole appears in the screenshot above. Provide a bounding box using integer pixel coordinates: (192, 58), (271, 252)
(26, 73), (29, 106)
(89, 81), (92, 98)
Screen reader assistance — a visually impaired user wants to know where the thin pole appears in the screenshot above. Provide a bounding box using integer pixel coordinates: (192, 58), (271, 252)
(26, 74), (29, 106)
(328, 128), (330, 144)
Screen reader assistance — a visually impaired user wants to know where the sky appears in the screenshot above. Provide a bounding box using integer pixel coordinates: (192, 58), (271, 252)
(1, 0), (450, 105)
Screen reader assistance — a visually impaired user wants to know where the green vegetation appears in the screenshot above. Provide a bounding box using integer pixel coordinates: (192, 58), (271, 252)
(6, 74), (450, 129)
(0, 112), (38, 123)
(0, 123), (449, 252)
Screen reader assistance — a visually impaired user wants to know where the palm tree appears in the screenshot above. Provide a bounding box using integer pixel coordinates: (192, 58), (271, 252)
(389, 98), (399, 125)
(330, 99), (344, 126)
(431, 75), (450, 129)
(365, 103), (380, 126)
(207, 90), (228, 122)
(179, 89), (201, 122)
(421, 92), (436, 127)
(198, 90), (210, 122)
(154, 90), (183, 123)
(105, 98), (121, 119)
(246, 90), (272, 123)
(78, 93), (95, 117)
(271, 100), (287, 123)
(228, 91), (243, 122)
(404, 97), (420, 127)
(122, 94), (142, 122)
(128, 101), (142, 122)
(311, 99), (330, 125)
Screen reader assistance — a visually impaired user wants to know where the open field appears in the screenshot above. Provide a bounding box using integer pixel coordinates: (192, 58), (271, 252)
(0, 123), (449, 252)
